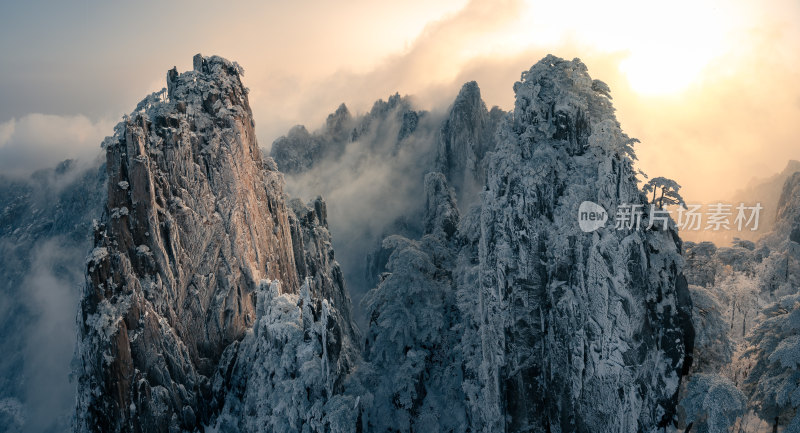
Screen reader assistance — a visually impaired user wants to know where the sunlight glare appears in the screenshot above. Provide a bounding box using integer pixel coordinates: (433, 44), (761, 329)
(515, 0), (736, 96)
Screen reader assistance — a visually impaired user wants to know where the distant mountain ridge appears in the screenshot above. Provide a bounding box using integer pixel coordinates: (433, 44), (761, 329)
(681, 159), (800, 245)
(1, 54), (700, 432)
(271, 55), (695, 432)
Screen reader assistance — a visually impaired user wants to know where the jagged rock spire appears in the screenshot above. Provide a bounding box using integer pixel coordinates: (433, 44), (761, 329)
(76, 55), (357, 432)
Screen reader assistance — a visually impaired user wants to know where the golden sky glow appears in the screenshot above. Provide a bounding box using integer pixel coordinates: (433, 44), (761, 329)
(0, 0), (798, 204)
(238, 0), (799, 205)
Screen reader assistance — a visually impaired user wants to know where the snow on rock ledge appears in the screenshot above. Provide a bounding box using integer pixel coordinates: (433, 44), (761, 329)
(76, 54), (357, 433)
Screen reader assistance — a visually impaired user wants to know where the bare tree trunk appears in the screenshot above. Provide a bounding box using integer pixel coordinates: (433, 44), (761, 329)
(787, 256), (790, 281)
(742, 311), (747, 338)
(773, 416), (779, 433)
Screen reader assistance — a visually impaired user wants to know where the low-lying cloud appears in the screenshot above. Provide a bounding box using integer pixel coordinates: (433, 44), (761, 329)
(0, 114), (111, 177)
(252, 0), (800, 205)
(20, 239), (83, 433)
(279, 102), (445, 321)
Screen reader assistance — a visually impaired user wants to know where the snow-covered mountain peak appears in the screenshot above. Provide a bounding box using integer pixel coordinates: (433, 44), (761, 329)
(76, 55), (358, 433)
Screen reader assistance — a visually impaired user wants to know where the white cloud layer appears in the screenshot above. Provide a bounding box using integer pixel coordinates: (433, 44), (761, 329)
(0, 114), (112, 177)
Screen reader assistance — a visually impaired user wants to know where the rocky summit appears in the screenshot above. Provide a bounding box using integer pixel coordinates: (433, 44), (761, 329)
(75, 55), (358, 432)
(62, 54), (696, 432)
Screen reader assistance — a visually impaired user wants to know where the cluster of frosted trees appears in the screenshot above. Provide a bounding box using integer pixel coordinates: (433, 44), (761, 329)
(680, 231), (800, 432)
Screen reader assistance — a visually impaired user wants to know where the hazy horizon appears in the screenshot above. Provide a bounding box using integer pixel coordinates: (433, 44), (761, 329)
(1, 0), (798, 205)
(1, 3), (799, 431)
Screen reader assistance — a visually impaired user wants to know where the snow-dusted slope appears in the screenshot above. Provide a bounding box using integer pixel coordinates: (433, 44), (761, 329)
(0, 160), (105, 432)
(456, 56), (693, 432)
(270, 83), (508, 326)
(774, 171), (800, 244)
(355, 55), (695, 433)
(677, 172), (800, 432)
(435, 81), (503, 206)
(270, 92), (445, 323)
(76, 55), (359, 432)
(359, 172), (468, 431)
(68, 54), (695, 432)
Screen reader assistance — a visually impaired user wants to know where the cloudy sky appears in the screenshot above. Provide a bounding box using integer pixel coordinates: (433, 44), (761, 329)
(1, 0), (798, 202)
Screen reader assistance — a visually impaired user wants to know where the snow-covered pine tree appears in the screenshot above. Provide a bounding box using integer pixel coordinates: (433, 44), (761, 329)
(680, 373), (746, 433)
(360, 173), (467, 432)
(213, 279), (360, 433)
(454, 55), (694, 432)
(743, 293), (800, 432)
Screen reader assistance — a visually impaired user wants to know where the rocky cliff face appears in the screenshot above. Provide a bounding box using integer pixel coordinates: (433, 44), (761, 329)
(72, 54), (694, 433)
(727, 159), (800, 240)
(270, 92), (441, 322)
(76, 55), (358, 432)
(270, 94), (424, 177)
(211, 198), (361, 433)
(757, 171), (800, 295)
(775, 171), (800, 243)
(453, 56), (693, 432)
(673, 164), (800, 432)
(269, 103), (354, 175)
(269, 82), (510, 321)
(435, 81), (502, 205)
(355, 56), (694, 433)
